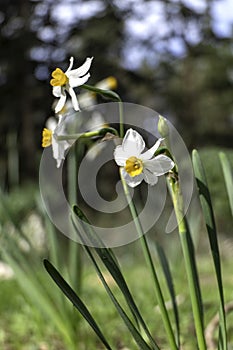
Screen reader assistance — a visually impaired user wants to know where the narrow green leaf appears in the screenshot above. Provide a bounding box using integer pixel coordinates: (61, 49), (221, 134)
(219, 152), (233, 216)
(67, 142), (83, 293)
(67, 232), (156, 350)
(192, 149), (227, 350)
(155, 243), (180, 347)
(45, 218), (61, 269)
(44, 259), (113, 350)
(167, 176), (205, 349)
(185, 217), (204, 327)
(72, 205), (159, 350)
(122, 170), (177, 350)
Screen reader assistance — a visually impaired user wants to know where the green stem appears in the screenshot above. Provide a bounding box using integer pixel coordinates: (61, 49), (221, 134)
(82, 83), (121, 103)
(120, 169), (178, 350)
(57, 127), (119, 141)
(82, 83), (124, 140)
(168, 178), (207, 350)
(67, 141), (83, 294)
(119, 101), (124, 138)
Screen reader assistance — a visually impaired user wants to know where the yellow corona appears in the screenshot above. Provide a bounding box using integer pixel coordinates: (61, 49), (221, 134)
(42, 128), (52, 147)
(125, 156), (143, 177)
(50, 68), (68, 87)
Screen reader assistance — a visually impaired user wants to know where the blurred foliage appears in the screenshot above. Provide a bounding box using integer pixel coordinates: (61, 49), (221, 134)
(0, 182), (37, 224)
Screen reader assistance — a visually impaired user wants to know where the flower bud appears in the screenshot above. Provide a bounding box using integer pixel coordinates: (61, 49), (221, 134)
(158, 115), (170, 137)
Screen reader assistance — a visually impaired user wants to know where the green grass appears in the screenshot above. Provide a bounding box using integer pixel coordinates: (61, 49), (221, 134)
(1, 239), (233, 349)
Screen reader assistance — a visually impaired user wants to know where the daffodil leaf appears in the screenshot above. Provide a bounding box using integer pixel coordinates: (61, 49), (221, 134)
(219, 152), (233, 217)
(67, 144), (83, 292)
(70, 240), (155, 350)
(192, 149), (227, 350)
(155, 243), (180, 347)
(72, 205), (160, 350)
(44, 259), (113, 350)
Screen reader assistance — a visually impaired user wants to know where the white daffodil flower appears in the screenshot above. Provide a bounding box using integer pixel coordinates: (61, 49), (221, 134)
(50, 56), (93, 114)
(42, 117), (70, 168)
(114, 128), (174, 187)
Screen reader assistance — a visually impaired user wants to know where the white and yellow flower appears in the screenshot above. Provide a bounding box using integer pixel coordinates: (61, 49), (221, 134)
(50, 56), (93, 113)
(42, 117), (70, 168)
(114, 128), (174, 187)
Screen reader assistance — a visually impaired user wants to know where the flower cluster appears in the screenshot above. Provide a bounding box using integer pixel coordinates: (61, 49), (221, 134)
(41, 56), (121, 168)
(41, 56), (174, 187)
(42, 56), (94, 167)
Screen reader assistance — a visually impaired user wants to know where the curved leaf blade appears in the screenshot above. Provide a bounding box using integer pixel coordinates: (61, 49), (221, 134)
(44, 259), (113, 350)
(219, 152), (233, 216)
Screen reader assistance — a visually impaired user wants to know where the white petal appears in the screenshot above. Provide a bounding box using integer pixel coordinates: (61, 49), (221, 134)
(55, 92), (67, 113)
(143, 169), (158, 185)
(52, 86), (62, 97)
(56, 158), (62, 168)
(122, 168), (144, 188)
(66, 57), (74, 73)
(144, 155), (174, 176)
(68, 87), (80, 111)
(52, 135), (70, 168)
(141, 138), (163, 160)
(68, 73), (91, 88)
(67, 57), (93, 78)
(114, 145), (128, 166)
(57, 114), (63, 124)
(122, 129), (145, 157)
